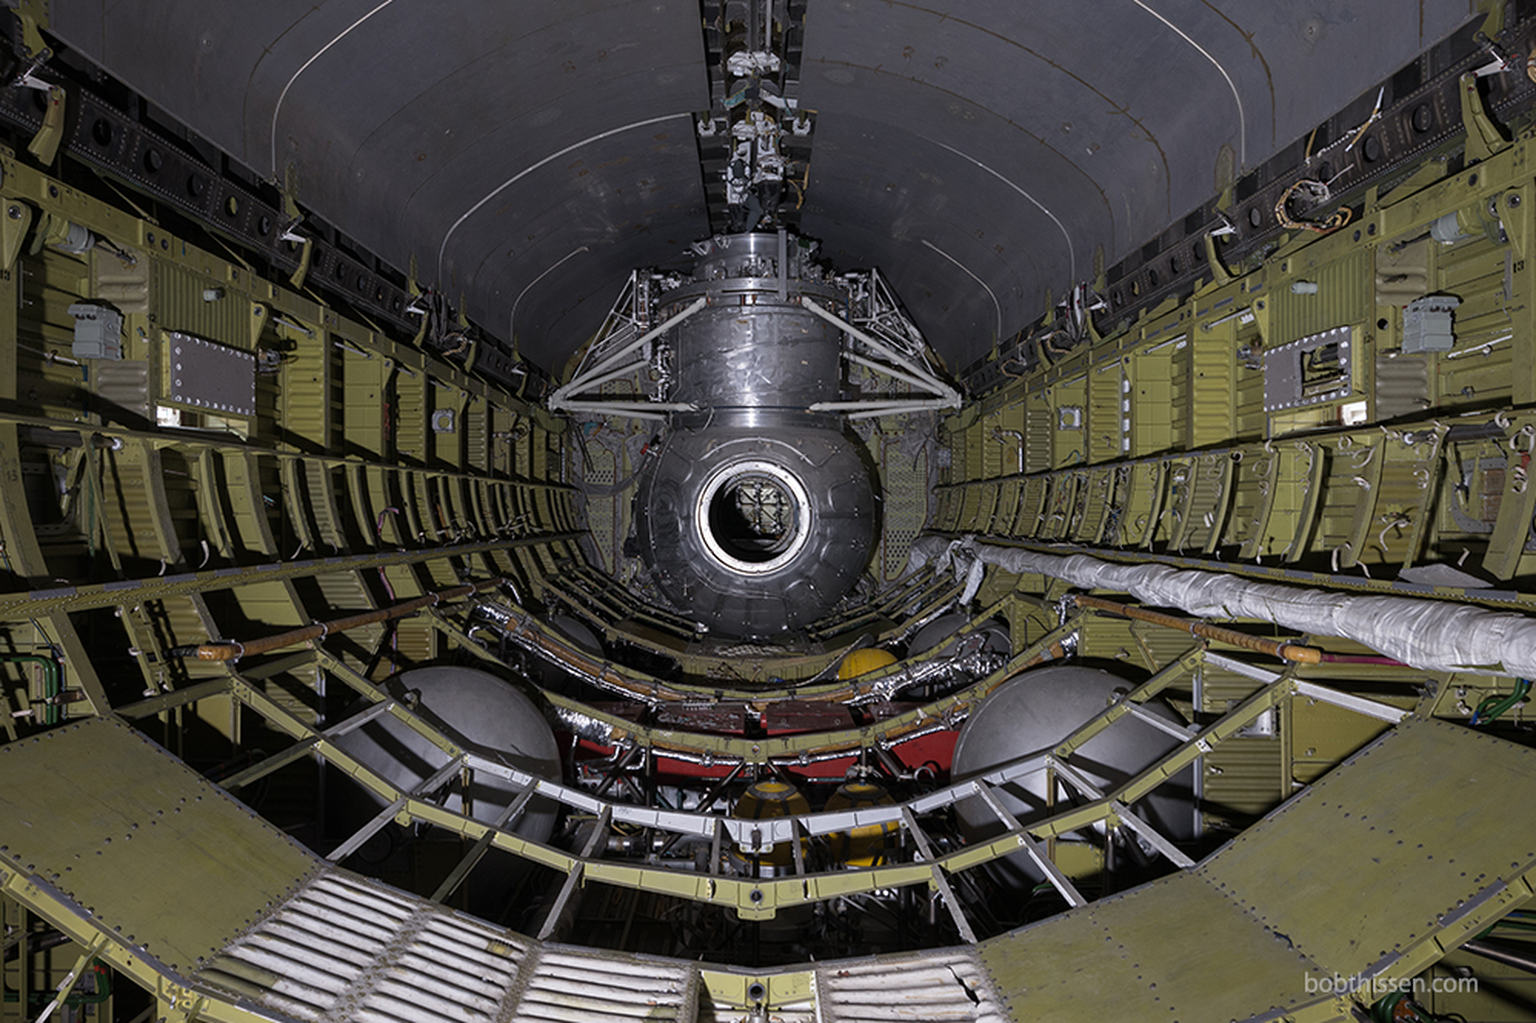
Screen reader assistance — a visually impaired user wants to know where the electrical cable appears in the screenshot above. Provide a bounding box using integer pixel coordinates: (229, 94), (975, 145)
(1275, 178), (1351, 234)
(1470, 678), (1531, 725)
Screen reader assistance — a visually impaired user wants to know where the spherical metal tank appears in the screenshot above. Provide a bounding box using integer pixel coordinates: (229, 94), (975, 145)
(634, 415), (877, 637)
(951, 665), (1196, 889)
(329, 666), (561, 843)
(533, 614), (605, 697)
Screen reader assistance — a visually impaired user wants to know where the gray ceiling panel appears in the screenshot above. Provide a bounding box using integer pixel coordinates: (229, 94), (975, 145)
(50, 0), (711, 373)
(457, 127), (709, 370)
(54, 1), (360, 165)
(790, 0), (1475, 367)
(48, 0), (1477, 375)
(801, 112), (1064, 363)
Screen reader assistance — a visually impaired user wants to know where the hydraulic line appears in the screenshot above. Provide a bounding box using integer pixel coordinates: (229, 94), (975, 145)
(173, 578), (506, 661)
(1069, 594), (1322, 664)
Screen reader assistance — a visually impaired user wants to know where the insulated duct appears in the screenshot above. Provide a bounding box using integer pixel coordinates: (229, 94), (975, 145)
(911, 536), (1536, 678)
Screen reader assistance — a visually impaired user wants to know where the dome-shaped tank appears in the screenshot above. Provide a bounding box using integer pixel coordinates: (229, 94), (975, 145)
(824, 779), (897, 866)
(838, 647), (898, 680)
(731, 779), (811, 872)
(951, 665), (1196, 890)
(908, 613), (1010, 658)
(329, 666), (562, 844)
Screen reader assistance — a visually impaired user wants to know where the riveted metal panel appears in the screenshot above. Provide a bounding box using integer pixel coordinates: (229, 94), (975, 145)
(1199, 719), (1536, 979)
(980, 873), (1319, 1021)
(0, 716), (315, 973)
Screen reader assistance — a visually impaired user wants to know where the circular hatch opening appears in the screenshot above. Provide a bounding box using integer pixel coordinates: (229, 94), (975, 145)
(696, 460), (812, 574)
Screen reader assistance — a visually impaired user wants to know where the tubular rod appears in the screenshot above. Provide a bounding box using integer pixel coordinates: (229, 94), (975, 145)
(431, 787), (537, 903)
(797, 296), (952, 396)
(843, 351), (947, 394)
(1070, 594), (1323, 664)
(329, 756), (465, 862)
(900, 806), (977, 943)
(656, 761), (744, 857)
(188, 578), (504, 661)
(537, 806), (611, 940)
(553, 358), (649, 397)
(220, 699), (398, 790)
(553, 296), (707, 402)
(1110, 801), (1195, 868)
(974, 782), (1086, 907)
(1460, 938), (1536, 976)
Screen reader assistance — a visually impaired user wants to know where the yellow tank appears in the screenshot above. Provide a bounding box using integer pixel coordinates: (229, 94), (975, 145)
(837, 647), (897, 680)
(825, 779), (898, 866)
(732, 780), (811, 869)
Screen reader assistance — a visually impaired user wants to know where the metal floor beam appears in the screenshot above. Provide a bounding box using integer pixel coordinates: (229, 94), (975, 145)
(1, 716), (1533, 1022)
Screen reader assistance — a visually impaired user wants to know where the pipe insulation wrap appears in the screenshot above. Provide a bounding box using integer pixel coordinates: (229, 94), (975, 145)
(909, 536), (1536, 678)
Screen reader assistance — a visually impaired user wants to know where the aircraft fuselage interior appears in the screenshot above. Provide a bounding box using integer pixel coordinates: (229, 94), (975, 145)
(2, 2), (1536, 1022)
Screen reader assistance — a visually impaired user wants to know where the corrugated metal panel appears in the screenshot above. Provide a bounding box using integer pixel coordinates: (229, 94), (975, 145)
(512, 948), (695, 1023)
(1203, 738), (1285, 820)
(283, 337), (330, 449)
(344, 350), (387, 459)
(988, 480), (1019, 536)
(200, 871), (529, 1023)
(94, 358), (151, 420)
(1225, 455), (1268, 552)
(1270, 248), (1370, 345)
(303, 463), (346, 548)
(1169, 342), (1191, 448)
(958, 485), (983, 531)
(1188, 335), (1234, 448)
(1040, 473), (1079, 540)
(979, 411), (1003, 478)
(1087, 361), (1122, 464)
(1017, 477), (1048, 536)
(1130, 345), (1175, 455)
(817, 951), (1009, 1023)
(1312, 437), (1379, 559)
(1177, 452), (1230, 552)
(974, 484), (998, 532)
(464, 400), (489, 471)
(1073, 468), (1114, 542)
(1129, 619), (1199, 672)
(96, 442), (164, 569)
(1114, 462), (1160, 547)
(394, 371), (429, 465)
(1024, 398), (1053, 473)
(1375, 351), (1430, 420)
(149, 261), (253, 346)
(1152, 457), (1192, 548)
(91, 246), (149, 314)
(933, 488), (959, 532)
